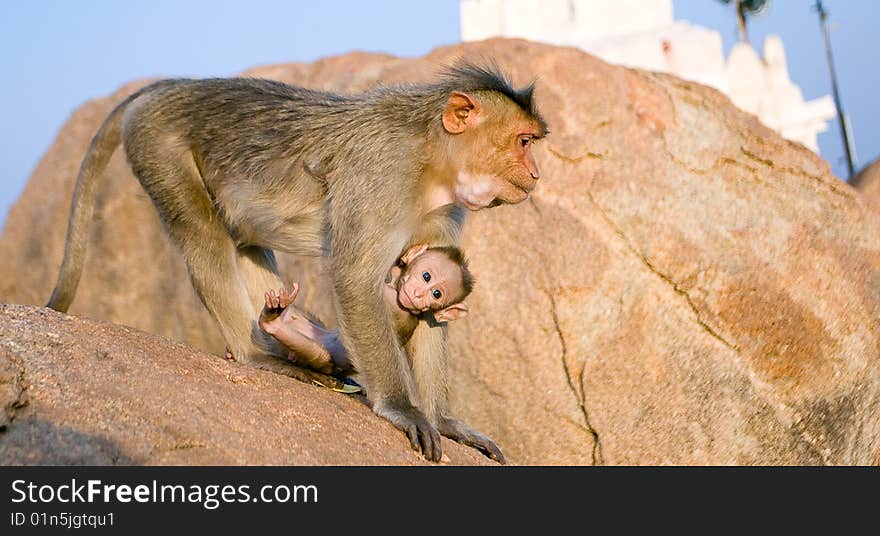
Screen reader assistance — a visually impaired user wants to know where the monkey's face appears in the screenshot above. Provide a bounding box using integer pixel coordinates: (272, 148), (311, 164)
(450, 106), (544, 210)
(396, 251), (466, 315)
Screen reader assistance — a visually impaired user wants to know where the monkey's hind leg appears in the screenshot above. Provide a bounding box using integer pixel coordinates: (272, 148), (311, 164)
(130, 150), (260, 363)
(235, 245), (296, 362)
(175, 229), (261, 363)
(237, 246), (283, 313)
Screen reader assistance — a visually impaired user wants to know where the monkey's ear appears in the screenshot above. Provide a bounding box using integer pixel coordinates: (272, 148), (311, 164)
(400, 244), (428, 265)
(442, 92), (479, 134)
(434, 302), (468, 323)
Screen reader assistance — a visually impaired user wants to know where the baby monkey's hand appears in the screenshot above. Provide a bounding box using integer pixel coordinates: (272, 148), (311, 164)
(260, 284), (300, 324)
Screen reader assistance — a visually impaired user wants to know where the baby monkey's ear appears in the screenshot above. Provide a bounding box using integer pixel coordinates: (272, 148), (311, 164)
(433, 302), (469, 323)
(400, 244), (429, 265)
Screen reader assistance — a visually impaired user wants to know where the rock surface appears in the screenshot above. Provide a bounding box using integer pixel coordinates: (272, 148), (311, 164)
(0, 304), (491, 465)
(855, 157), (880, 212)
(1, 39), (879, 465)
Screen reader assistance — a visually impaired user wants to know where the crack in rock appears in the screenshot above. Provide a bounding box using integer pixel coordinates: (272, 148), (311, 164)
(547, 146), (605, 164)
(739, 147), (852, 199)
(584, 192), (739, 353)
(0, 347), (29, 432)
(583, 192), (833, 465)
(544, 290), (604, 465)
(646, 73), (849, 201)
(165, 442), (208, 452)
(529, 198), (603, 464)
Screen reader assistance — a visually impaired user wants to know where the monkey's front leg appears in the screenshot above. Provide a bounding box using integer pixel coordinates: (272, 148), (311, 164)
(338, 309), (442, 461)
(437, 416), (506, 464)
(405, 321), (502, 462)
(329, 249), (442, 462)
(373, 401), (442, 462)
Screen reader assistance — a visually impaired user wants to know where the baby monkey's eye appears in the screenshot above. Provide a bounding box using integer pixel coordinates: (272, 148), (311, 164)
(432, 289), (442, 300)
(422, 272), (431, 282)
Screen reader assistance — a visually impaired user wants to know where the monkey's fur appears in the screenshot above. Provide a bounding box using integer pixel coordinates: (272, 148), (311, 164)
(47, 64), (546, 463)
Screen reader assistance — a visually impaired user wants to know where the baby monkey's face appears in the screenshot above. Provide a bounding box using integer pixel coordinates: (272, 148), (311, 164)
(396, 250), (465, 315)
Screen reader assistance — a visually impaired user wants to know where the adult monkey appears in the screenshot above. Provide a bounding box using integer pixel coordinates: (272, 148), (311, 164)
(47, 64), (547, 462)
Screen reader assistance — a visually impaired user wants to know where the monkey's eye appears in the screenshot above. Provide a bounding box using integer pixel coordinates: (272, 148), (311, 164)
(520, 136), (532, 147)
(432, 289), (442, 300)
(422, 271), (431, 283)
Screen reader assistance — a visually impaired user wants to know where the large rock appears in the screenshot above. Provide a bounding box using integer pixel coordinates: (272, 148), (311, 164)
(1, 39), (879, 465)
(0, 304), (490, 465)
(855, 157), (880, 212)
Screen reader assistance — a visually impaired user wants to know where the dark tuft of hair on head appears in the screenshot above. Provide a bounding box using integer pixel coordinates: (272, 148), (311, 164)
(440, 60), (548, 135)
(427, 245), (475, 301)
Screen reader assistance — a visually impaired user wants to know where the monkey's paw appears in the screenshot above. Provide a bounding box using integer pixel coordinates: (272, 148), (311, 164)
(438, 416), (506, 464)
(260, 284), (301, 326)
(374, 402), (442, 462)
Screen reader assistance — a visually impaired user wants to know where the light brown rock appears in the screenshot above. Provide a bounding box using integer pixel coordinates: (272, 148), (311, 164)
(0, 304), (491, 465)
(1, 39), (879, 465)
(855, 157), (880, 212)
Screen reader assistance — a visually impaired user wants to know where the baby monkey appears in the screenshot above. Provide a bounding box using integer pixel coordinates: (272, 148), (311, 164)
(259, 245), (474, 377)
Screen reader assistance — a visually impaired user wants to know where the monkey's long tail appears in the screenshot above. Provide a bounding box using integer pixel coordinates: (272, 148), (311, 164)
(46, 95), (132, 312)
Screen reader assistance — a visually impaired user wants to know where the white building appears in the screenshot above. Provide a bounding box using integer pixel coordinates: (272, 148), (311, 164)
(461, 0), (835, 152)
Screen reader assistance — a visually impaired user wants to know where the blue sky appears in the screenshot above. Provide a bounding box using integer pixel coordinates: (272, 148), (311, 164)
(1, 1), (876, 227)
